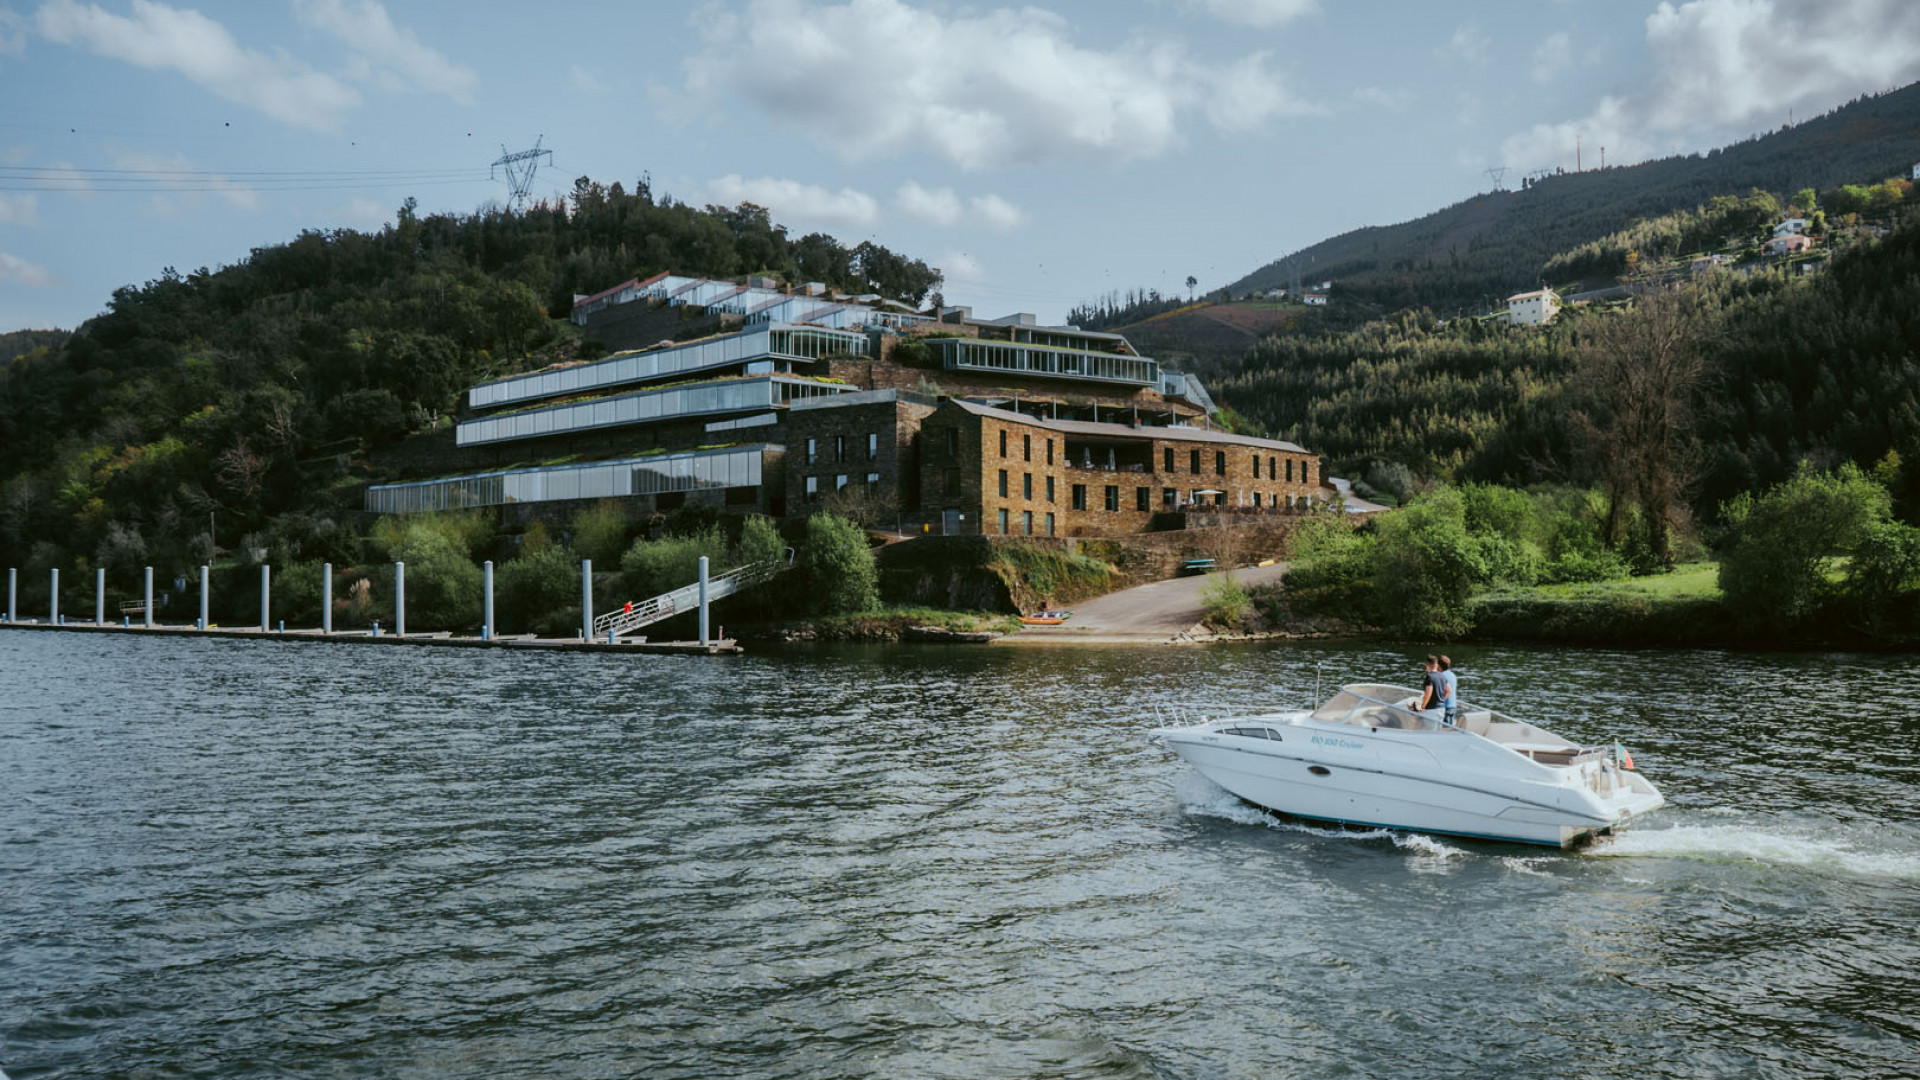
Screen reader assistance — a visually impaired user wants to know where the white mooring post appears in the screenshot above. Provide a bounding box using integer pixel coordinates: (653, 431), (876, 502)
(259, 564), (271, 632)
(198, 565), (209, 629)
(698, 555), (710, 646)
(7, 567), (15, 623)
(321, 563), (332, 634)
(95, 567), (106, 625)
(49, 567), (58, 624)
(580, 558), (593, 641)
(143, 566), (154, 628)
(482, 560), (494, 642)
(394, 561), (406, 637)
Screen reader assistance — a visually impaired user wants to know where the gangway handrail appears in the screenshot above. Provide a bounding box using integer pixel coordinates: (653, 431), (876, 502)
(592, 554), (789, 638)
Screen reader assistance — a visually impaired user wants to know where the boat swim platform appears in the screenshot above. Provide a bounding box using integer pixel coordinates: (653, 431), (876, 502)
(0, 619), (743, 656)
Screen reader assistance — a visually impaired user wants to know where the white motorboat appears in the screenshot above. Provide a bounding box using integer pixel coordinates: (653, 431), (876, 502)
(1151, 683), (1664, 848)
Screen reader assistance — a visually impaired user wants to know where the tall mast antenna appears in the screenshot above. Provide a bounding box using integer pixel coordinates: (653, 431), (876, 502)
(491, 136), (553, 213)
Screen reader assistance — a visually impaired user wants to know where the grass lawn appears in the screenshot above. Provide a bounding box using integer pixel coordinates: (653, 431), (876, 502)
(1482, 562), (1722, 603)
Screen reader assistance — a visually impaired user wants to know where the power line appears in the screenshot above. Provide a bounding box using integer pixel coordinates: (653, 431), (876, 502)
(0, 176), (489, 193)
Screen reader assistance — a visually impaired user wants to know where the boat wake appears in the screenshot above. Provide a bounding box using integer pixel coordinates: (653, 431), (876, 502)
(1173, 770), (1467, 859)
(1590, 819), (1920, 880)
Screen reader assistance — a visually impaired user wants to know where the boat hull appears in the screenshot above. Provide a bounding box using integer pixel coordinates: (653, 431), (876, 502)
(1158, 727), (1656, 848)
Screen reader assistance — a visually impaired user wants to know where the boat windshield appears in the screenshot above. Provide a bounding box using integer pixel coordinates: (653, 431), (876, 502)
(1310, 685), (1447, 732)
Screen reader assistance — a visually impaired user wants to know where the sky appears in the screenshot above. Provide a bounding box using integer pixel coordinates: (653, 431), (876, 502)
(3, 0), (1920, 334)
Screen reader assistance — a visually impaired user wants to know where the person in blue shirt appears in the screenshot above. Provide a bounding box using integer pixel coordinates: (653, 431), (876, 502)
(1438, 655), (1459, 725)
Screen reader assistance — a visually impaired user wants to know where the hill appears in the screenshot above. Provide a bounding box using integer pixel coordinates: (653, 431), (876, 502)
(1225, 82), (1920, 315)
(0, 182), (939, 575)
(1107, 299), (1303, 376)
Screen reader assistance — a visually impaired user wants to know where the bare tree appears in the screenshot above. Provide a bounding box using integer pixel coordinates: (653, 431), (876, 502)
(1570, 284), (1708, 564)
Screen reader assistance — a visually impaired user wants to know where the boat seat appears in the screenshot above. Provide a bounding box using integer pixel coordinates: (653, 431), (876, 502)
(1458, 711), (1493, 736)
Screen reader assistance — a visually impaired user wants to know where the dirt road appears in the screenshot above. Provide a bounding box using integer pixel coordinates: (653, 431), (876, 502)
(1003, 562), (1289, 644)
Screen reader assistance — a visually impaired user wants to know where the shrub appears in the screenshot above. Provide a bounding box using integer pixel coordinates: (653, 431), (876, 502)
(620, 526), (729, 600)
(734, 515), (787, 568)
(796, 513), (879, 615)
(570, 500), (633, 566)
(1718, 463), (1890, 623)
(1200, 571), (1253, 632)
(495, 545), (582, 634)
(383, 523), (482, 630)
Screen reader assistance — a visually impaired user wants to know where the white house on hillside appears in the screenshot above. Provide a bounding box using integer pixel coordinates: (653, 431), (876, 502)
(1773, 218), (1808, 239)
(1507, 288), (1559, 327)
(1303, 292), (1329, 306)
(1912, 162), (1919, 181)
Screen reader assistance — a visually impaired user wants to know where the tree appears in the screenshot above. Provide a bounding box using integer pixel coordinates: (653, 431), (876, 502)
(1717, 463), (1890, 623)
(796, 513), (878, 615)
(1569, 285), (1707, 564)
(1185, 275), (1198, 301)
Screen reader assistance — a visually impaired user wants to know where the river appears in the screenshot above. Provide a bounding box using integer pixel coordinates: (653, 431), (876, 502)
(2, 631), (1917, 1079)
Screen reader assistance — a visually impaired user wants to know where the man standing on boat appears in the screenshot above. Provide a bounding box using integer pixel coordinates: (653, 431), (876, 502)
(1438, 655), (1459, 726)
(1415, 655), (1446, 719)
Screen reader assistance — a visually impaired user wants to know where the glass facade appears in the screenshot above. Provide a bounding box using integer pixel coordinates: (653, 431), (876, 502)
(457, 377), (843, 447)
(467, 325), (869, 411)
(365, 446), (768, 514)
(932, 337), (1159, 386)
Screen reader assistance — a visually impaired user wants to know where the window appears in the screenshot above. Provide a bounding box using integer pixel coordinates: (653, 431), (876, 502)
(1135, 487), (1151, 511)
(835, 435), (846, 462)
(1286, 459), (1294, 482)
(1269, 456), (1277, 480)
(1045, 512), (1056, 536)
(1190, 449), (1201, 473)
(805, 476), (819, 502)
(1023, 473), (1033, 500)
(1165, 447), (1175, 473)
(998, 469), (1009, 497)
(944, 468), (961, 496)
(1047, 476), (1057, 502)
(805, 438), (818, 465)
(1000, 429), (1008, 457)
(1254, 492), (1264, 508)
(1046, 439), (1054, 465)
(1215, 451), (1226, 476)
(997, 508), (1009, 534)
(1104, 485), (1120, 511)
(1253, 454), (1262, 479)
(1163, 487), (1176, 508)
(946, 428), (959, 457)
(836, 474), (849, 490)
(1023, 434), (1032, 461)
(1022, 510), (1033, 535)
(1072, 484), (1088, 510)
(867, 433), (878, 460)
(866, 471), (880, 491)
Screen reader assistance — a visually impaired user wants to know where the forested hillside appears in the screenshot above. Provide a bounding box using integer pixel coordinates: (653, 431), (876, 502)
(1213, 206), (1920, 525)
(0, 181), (939, 575)
(1225, 83), (1920, 315)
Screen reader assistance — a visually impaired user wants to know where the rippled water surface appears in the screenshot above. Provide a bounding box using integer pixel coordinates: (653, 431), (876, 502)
(3, 631), (1918, 1079)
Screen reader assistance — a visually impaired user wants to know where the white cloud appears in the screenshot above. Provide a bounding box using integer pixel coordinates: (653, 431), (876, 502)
(969, 193), (1025, 231)
(895, 181), (961, 225)
(1207, 51), (1319, 130)
(701, 174), (879, 228)
(292, 0), (477, 104)
(940, 250), (986, 282)
(1352, 85), (1413, 113)
(1530, 31), (1570, 84)
(685, 0), (1315, 170)
(895, 182), (1025, 230)
(569, 63), (606, 95)
(1437, 23), (1489, 66)
(0, 4), (28, 56)
(0, 192), (38, 224)
(35, 0), (359, 131)
(1185, 0), (1316, 28)
(0, 250), (55, 286)
(112, 149), (262, 211)
(1502, 0), (1920, 170)
(341, 196), (388, 227)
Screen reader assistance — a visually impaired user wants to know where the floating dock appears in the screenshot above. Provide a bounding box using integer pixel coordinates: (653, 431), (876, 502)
(0, 619), (742, 656)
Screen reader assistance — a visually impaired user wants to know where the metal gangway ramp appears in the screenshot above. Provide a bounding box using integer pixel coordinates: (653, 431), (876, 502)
(591, 555), (786, 640)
